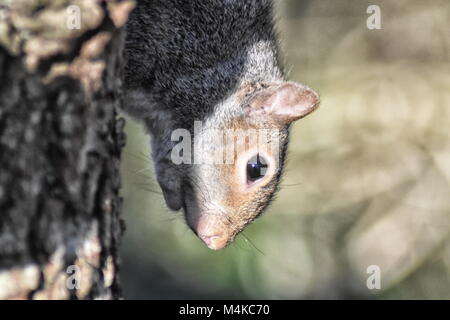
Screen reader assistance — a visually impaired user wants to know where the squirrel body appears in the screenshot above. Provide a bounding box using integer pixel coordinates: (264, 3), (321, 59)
(123, 0), (319, 249)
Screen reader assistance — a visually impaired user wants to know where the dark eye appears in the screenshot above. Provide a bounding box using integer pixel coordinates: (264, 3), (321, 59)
(246, 154), (268, 183)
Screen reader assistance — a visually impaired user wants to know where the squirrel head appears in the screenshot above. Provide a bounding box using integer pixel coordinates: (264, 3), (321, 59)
(157, 81), (319, 250)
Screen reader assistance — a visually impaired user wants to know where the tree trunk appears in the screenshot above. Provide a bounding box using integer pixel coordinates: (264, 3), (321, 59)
(0, 0), (134, 299)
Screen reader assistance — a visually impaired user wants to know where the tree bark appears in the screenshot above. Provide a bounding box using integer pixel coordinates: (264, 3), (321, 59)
(0, 0), (133, 299)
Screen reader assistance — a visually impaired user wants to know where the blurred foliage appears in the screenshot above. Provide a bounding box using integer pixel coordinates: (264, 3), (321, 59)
(119, 0), (450, 299)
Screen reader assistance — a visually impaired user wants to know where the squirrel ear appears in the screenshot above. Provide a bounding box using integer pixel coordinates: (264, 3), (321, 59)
(248, 82), (320, 124)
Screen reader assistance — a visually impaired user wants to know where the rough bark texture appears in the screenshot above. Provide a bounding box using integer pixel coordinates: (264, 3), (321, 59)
(0, 0), (133, 299)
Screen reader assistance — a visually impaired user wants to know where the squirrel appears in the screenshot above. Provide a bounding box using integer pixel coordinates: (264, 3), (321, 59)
(122, 0), (320, 250)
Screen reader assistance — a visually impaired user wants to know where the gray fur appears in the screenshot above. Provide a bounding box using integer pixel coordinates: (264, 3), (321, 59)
(123, 0), (283, 122)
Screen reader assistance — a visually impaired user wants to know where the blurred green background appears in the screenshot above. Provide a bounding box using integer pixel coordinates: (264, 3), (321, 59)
(119, 0), (450, 299)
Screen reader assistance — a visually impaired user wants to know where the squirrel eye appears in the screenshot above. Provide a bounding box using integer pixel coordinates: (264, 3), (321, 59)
(246, 154), (268, 183)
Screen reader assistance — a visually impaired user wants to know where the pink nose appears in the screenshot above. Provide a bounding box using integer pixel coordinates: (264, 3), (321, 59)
(199, 234), (226, 250)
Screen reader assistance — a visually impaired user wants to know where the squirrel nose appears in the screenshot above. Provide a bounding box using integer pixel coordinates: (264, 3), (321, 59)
(199, 233), (227, 250)
(194, 213), (230, 250)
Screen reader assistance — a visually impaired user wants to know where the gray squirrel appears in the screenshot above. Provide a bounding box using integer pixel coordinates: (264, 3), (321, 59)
(123, 0), (319, 250)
